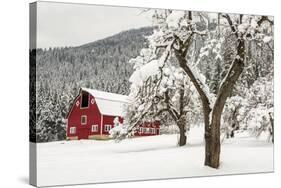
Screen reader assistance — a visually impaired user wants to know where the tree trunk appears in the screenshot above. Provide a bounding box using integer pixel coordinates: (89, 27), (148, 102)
(175, 52), (213, 165)
(175, 37), (245, 168)
(207, 39), (245, 168)
(268, 112), (274, 143)
(230, 125), (235, 138)
(162, 89), (188, 147)
(177, 115), (187, 146)
(230, 108), (239, 138)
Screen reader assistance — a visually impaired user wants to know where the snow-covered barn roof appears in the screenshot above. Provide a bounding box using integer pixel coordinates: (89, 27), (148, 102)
(81, 88), (128, 117)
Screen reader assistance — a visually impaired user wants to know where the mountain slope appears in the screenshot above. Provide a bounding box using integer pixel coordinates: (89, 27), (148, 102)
(34, 26), (153, 142)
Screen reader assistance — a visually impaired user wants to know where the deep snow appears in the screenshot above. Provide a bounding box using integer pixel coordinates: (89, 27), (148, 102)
(36, 127), (273, 187)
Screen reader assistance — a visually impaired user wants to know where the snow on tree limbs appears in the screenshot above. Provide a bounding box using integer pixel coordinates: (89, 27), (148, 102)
(119, 10), (273, 168)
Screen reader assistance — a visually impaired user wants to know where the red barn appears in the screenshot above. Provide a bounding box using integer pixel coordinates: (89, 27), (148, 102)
(66, 88), (160, 140)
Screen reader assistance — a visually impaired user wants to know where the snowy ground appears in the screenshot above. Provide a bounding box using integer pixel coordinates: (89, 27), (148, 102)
(35, 127), (273, 187)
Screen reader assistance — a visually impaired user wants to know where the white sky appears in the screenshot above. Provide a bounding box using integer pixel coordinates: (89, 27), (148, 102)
(37, 2), (152, 49)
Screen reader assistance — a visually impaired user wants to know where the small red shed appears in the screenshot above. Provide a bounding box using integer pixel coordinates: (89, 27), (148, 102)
(66, 88), (160, 140)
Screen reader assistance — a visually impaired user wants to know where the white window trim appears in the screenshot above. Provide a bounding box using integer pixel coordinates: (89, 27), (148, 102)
(91, 124), (98, 132)
(147, 128), (151, 134)
(76, 101), (80, 106)
(70, 127), (76, 134)
(139, 127), (156, 134)
(139, 127), (143, 134)
(81, 115), (87, 125)
(104, 124), (112, 132)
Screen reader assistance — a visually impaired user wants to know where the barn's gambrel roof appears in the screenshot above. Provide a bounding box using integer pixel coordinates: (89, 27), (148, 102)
(81, 88), (129, 117)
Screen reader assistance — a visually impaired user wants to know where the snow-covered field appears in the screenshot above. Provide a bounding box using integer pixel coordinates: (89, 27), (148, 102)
(36, 127), (273, 187)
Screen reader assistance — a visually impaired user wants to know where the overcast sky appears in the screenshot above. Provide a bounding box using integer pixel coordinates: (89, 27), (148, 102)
(37, 2), (152, 49)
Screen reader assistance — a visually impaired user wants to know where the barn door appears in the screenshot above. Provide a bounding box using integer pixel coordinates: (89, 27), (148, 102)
(78, 128), (89, 140)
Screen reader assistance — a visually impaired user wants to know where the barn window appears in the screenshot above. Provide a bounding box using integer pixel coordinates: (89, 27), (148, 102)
(81, 92), (89, 108)
(151, 128), (156, 134)
(70, 127), (76, 134)
(91, 125), (98, 132)
(144, 128), (150, 134)
(104, 124), (112, 132)
(76, 101), (80, 106)
(81, 115), (87, 125)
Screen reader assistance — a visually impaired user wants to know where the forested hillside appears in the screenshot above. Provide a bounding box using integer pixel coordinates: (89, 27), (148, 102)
(33, 27), (153, 142)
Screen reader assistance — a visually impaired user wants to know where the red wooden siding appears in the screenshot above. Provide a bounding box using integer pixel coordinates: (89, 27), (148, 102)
(67, 89), (160, 140)
(67, 92), (101, 139)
